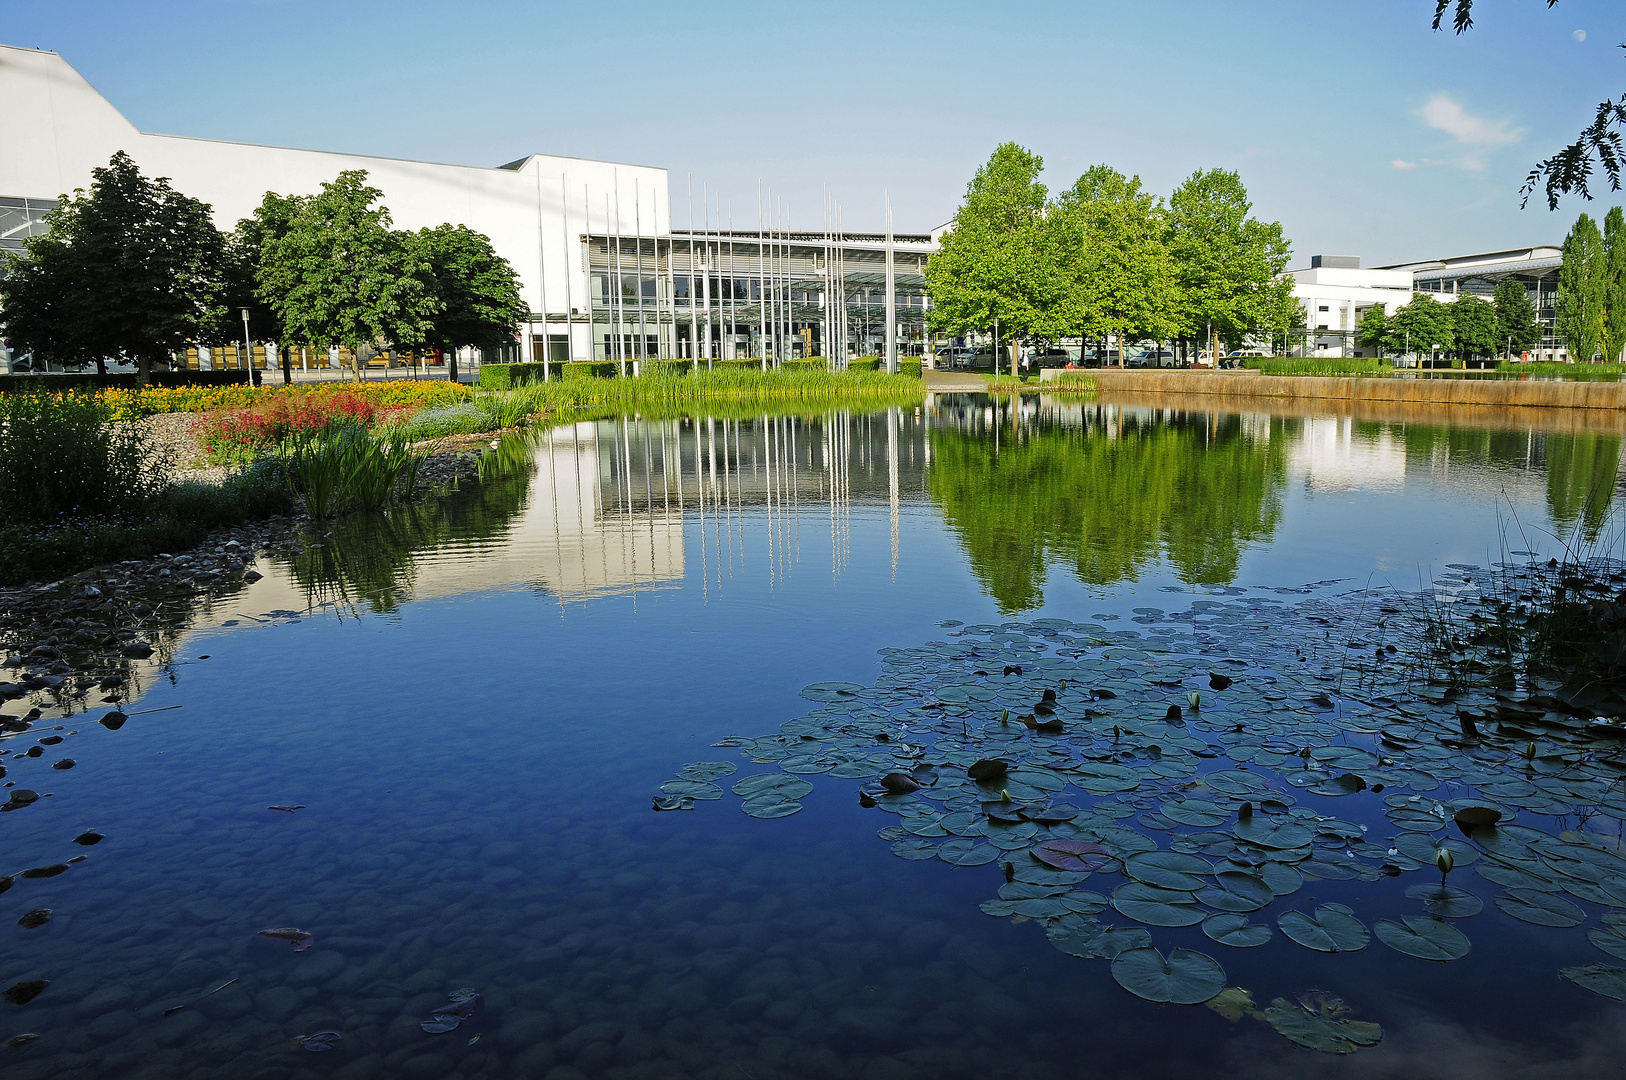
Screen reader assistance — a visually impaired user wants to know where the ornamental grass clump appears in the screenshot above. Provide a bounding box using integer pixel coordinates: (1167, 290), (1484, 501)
(0, 391), (163, 524)
(283, 426), (427, 519)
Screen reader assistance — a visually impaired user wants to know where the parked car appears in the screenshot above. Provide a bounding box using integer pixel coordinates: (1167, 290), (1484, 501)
(1029, 348), (1073, 370)
(1228, 349), (1268, 359)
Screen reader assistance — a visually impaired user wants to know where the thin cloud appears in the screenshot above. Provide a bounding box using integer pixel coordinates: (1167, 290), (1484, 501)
(1391, 157), (1445, 171)
(1392, 159), (1419, 170)
(1420, 93), (1523, 147)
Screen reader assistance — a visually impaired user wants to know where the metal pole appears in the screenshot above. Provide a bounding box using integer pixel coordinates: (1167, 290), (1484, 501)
(612, 185), (626, 376)
(758, 180), (768, 371)
(535, 165), (549, 375)
(884, 191), (897, 375)
(635, 176), (647, 371)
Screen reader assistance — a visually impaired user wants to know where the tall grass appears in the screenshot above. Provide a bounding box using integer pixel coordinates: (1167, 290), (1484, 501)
(495, 369), (924, 415)
(284, 426), (428, 518)
(1243, 358), (1393, 377)
(0, 392), (165, 524)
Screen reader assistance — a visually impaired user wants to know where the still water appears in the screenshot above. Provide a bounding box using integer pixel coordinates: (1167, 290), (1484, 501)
(7, 393), (1626, 1080)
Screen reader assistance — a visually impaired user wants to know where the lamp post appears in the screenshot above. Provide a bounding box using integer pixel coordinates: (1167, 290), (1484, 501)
(239, 307), (252, 377)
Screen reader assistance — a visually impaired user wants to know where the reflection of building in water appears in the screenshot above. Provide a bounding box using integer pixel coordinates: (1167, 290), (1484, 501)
(581, 411), (928, 593)
(1291, 416), (1407, 492)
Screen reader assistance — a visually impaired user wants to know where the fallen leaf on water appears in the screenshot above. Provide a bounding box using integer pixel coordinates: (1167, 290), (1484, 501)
(256, 928), (315, 952)
(162, 1006), (187, 1017)
(268, 806), (305, 813)
(300, 1031), (341, 1052)
(15, 910), (49, 930)
(72, 831), (103, 846)
(7, 1033), (39, 1047)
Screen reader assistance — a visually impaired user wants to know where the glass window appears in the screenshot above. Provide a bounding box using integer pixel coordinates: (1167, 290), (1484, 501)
(673, 276), (691, 300)
(641, 276), (657, 300)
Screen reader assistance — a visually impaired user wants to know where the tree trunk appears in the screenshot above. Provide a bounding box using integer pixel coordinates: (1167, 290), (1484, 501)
(1011, 338), (1018, 380)
(136, 352), (149, 388)
(94, 356), (107, 376)
(447, 346), (460, 386)
(281, 345), (292, 386)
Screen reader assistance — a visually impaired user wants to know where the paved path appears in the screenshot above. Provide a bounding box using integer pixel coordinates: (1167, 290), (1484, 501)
(923, 370), (987, 391)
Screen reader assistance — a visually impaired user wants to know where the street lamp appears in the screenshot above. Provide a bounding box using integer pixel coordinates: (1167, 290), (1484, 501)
(239, 307), (252, 376)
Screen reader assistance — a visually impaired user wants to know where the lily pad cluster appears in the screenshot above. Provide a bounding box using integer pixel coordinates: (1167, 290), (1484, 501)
(656, 578), (1626, 1052)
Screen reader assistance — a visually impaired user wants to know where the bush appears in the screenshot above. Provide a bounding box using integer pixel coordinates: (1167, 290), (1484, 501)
(480, 362), (558, 389)
(0, 371), (251, 393)
(197, 391), (413, 460)
(846, 357), (882, 372)
(395, 403), (494, 439)
(0, 391), (163, 524)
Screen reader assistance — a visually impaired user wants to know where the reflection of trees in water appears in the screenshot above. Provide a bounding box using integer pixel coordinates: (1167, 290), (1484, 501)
(1544, 434), (1620, 542)
(928, 410), (1287, 612)
(1376, 423), (1621, 543)
(280, 443), (538, 614)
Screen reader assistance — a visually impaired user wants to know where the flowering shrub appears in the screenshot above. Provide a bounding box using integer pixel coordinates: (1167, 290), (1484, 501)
(93, 380), (472, 420)
(196, 392), (416, 459)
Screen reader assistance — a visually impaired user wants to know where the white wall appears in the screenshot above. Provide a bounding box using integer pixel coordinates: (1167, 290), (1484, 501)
(0, 44), (669, 355)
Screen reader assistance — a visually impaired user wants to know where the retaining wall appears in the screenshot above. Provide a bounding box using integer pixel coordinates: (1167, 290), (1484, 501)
(1092, 370), (1626, 411)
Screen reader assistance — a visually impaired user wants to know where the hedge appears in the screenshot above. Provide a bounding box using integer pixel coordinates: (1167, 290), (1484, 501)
(0, 370), (252, 393)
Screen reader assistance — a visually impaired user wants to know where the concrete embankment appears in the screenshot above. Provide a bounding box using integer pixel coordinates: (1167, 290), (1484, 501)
(1091, 370), (1626, 411)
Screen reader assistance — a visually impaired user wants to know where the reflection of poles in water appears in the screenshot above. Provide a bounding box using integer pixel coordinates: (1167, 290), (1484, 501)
(546, 425), (566, 618)
(790, 416), (802, 567)
(695, 419), (708, 601)
(888, 405), (900, 580)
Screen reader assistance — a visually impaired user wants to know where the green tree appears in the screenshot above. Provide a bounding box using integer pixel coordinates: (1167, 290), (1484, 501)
(1451, 294), (1499, 360)
(1386, 294), (1454, 360)
(0, 151), (228, 382)
(1556, 212), (1607, 362)
(406, 225), (526, 385)
(1492, 278), (1540, 356)
(229, 191), (303, 382)
(1356, 304), (1389, 358)
(1053, 165), (1179, 366)
(924, 143), (1060, 377)
(257, 170), (439, 380)
(1166, 169), (1293, 357)
(1604, 206), (1626, 364)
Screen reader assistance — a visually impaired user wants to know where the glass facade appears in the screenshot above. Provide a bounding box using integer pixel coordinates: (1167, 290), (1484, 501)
(582, 232), (933, 364)
(0, 196), (55, 255)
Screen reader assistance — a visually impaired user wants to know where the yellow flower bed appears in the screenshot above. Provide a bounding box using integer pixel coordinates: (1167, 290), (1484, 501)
(91, 381), (473, 420)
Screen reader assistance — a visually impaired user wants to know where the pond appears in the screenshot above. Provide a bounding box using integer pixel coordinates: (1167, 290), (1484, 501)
(7, 393), (1626, 1080)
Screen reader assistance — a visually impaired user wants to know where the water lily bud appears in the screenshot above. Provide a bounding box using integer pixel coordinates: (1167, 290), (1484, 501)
(1112, 724), (1121, 739)
(999, 788), (1012, 803)
(1524, 741), (1538, 760)
(1187, 691), (1201, 710)
(1000, 710), (1009, 724)
(1435, 847), (1455, 877)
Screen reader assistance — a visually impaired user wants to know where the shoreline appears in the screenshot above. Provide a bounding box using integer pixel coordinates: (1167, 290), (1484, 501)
(1087, 369), (1626, 410)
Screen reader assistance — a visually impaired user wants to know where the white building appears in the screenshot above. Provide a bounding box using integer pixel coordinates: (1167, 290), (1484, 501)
(1375, 246), (1568, 362)
(1, 44), (932, 369)
(1286, 255), (1414, 358)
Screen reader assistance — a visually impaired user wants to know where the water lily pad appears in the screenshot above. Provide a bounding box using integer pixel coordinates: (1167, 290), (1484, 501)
(1202, 913), (1273, 947)
(1588, 925), (1626, 961)
(1197, 871), (1274, 913)
(1560, 963), (1626, 1000)
(1278, 905), (1369, 953)
(1495, 889), (1584, 927)
(1111, 882), (1206, 927)
(678, 761), (737, 782)
(1110, 947), (1227, 1005)
(1403, 884), (1483, 918)
(741, 794), (803, 818)
(732, 774), (813, 799)
(2, 980), (47, 1005)
(1032, 839), (1109, 873)
(1263, 998), (1383, 1054)
(651, 795), (693, 811)
(1374, 916), (1471, 960)
(658, 780), (722, 800)
(890, 838), (938, 860)
(1233, 819), (1312, 850)
(1124, 851), (1213, 891)
(301, 1031), (342, 1051)
(801, 682), (866, 702)
(1163, 800), (1230, 828)
(1045, 916), (1151, 959)
(937, 839), (1000, 866)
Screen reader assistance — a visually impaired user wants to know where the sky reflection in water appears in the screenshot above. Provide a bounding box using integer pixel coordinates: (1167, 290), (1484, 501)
(6, 394), (1626, 1080)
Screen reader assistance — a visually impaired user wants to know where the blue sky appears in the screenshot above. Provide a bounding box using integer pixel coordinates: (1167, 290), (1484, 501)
(10, 0), (1626, 263)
